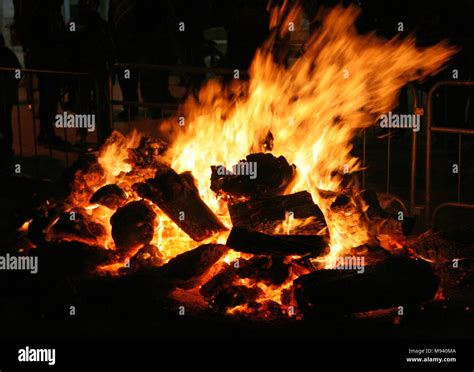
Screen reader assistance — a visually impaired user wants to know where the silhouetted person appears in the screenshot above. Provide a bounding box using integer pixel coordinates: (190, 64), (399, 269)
(65, 0), (114, 144)
(13, 0), (69, 149)
(0, 34), (21, 172)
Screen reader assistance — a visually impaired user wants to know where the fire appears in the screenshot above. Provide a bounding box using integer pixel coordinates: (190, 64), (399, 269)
(164, 4), (456, 263)
(43, 4), (456, 315)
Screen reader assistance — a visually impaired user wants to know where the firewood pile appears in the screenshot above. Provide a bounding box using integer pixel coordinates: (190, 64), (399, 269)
(18, 132), (441, 320)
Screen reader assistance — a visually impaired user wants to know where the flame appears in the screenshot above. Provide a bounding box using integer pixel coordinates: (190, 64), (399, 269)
(164, 4), (455, 264)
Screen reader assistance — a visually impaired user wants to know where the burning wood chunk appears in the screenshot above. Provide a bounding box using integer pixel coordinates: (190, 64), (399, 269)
(204, 280), (263, 311)
(89, 184), (127, 209)
(125, 137), (167, 169)
(226, 227), (329, 257)
(229, 191), (327, 234)
(110, 201), (157, 253)
(294, 255), (439, 317)
(160, 244), (228, 286)
(212, 285), (262, 310)
(361, 190), (415, 236)
(128, 244), (164, 271)
(237, 256), (290, 285)
(210, 153), (296, 198)
(63, 154), (106, 206)
(200, 267), (236, 299)
(28, 204), (64, 246)
(133, 169), (227, 241)
(49, 208), (107, 246)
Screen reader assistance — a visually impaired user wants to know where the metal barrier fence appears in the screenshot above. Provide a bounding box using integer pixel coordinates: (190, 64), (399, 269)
(108, 63), (246, 128)
(425, 80), (474, 226)
(0, 67), (102, 176)
(360, 84), (421, 217)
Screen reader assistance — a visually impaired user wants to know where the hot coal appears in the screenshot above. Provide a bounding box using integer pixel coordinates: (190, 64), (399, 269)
(125, 137), (167, 170)
(237, 256), (290, 285)
(128, 244), (164, 271)
(110, 201), (157, 254)
(90, 184), (127, 209)
(49, 208), (107, 246)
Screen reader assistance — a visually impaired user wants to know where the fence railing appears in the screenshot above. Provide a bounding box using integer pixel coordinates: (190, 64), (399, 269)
(360, 84), (421, 217)
(425, 80), (474, 226)
(108, 63), (246, 128)
(0, 66), (103, 176)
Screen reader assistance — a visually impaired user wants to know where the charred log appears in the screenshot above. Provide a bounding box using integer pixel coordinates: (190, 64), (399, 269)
(294, 255), (439, 316)
(125, 137), (167, 169)
(210, 153), (296, 198)
(211, 285), (263, 310)
(160, 244), (228, 286)
(133, 169), (227, 241)
(110, 201), (157, 254)
(226, 227), (329, 257)
(90, 184), (127, 209)
(49, 208), (107, 246)
(229, 191), (327, 234)
(128, 244), (164, 271)
(237, 256), (290, 286)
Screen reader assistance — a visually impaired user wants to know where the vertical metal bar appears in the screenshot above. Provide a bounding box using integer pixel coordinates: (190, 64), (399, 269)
(457, 134), (462, 202)
(29, 72), (39, 176)
(16, 102), (23, 160)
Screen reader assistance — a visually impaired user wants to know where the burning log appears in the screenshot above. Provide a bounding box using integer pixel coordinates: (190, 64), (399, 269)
(160, 244), (228, 287)
(89, 184), (127, 209)
(125, 137), (167, 169)
(237, 255), (290, 285)
(128, 244), (164, 271)
(211, 285), (263, 310)
(226, 227), (329, 257)
(229, 191), (327, 234)
(294, 255), (439, 316)
(110, 201), (157, 254)
(210, 153), (296, 198)
(134, 169), (227, 241)
(49, 208), (107, 246)
(200, 267), (263, 311)
(60, 153), (105, 203)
